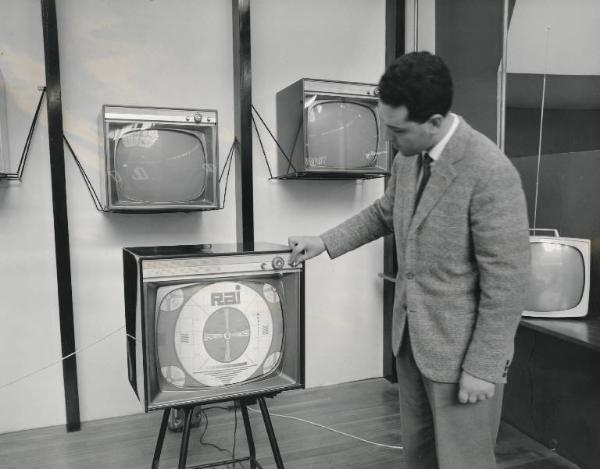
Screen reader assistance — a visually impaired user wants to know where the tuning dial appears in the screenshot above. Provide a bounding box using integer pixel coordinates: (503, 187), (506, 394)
(193, 113), (204, 123)
(272, 256), (285, 270)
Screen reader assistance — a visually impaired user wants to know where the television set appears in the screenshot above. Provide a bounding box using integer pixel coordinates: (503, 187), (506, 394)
(276, 78), (390, 179)
(524, 230), (591, 318)
(101, 105), (219, 212)
(0, 68), (9, 175)
(123, 243), (305, 411)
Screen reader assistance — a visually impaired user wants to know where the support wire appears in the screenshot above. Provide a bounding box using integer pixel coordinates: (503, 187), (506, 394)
(0, 87), (46, 181)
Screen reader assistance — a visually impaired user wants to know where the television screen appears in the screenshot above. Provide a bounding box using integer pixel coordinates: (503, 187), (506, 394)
(276, 79), (389, 179)
(306, 100), (379, 170)
(102, 106), (219, 212)
(524, 236), (590, 318)
(155, 279), (285, 390)
(114, 127), (207, 203)
(123, 243), (305, 411)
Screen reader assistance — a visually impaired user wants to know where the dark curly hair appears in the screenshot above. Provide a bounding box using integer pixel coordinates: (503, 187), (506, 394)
(377, 51), (453, 123)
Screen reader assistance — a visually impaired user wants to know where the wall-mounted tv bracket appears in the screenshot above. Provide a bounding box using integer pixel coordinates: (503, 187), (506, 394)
(152, 394), (285, 469)
(63, 135), (240, 212)
(0, 86), (46, 181)
(250, 104), (298, 179)
(62, 135), (106, 211)
(219, 138), (240, 209)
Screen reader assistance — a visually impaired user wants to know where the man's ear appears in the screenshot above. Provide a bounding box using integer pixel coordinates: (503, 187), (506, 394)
(427, 114), (444, 131)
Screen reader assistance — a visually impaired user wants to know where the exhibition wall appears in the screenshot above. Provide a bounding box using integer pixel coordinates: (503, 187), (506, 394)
(0, 0), (387, 433)
(0, 0), (65, 434)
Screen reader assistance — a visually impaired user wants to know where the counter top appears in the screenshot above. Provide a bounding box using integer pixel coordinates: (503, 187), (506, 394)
(521, 316), (600, 352)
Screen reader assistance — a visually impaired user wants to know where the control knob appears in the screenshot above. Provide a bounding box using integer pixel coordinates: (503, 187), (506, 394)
(272, 256), (285, 270)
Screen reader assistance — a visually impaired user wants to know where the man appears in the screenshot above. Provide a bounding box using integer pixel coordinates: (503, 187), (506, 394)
(288, 51), (530, 468)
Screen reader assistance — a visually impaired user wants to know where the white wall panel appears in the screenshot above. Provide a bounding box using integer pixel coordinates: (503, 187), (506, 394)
(56, 0), (236, 424)
(1, 0), (390, 432)
(0, 0), (66, 434)
(251, 0), (387, 387)
(507, 0), (600, 75)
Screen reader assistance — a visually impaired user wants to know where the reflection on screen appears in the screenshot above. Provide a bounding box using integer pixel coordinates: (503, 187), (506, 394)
(526, 242), (585, 312)
(115, 128), (207, 203)
(306, 101), (378, 169)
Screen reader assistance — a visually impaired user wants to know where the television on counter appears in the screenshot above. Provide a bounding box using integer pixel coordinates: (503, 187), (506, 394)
(0, 68), (9, 175)
(524, 229), (590, 318)
(123, 243), (305, 411)
(101, 105), (219, 212)
(276, 78), (390, 179)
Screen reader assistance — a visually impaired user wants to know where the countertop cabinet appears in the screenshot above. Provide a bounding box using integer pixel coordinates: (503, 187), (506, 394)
(503, 318), (600, 469)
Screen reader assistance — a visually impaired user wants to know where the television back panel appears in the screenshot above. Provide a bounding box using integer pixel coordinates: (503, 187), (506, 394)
(524, 235), (591, 318)
(123, 243), (305, 411)
(102, 105), (220, 212)
(0, 69), (9, 175)
(276, 78), (390, 179)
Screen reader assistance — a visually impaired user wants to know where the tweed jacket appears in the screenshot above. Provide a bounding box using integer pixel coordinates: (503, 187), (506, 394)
(320, 117), (530, 384)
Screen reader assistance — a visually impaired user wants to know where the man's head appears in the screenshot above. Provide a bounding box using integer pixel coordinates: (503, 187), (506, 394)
(377, 51), (453, 156)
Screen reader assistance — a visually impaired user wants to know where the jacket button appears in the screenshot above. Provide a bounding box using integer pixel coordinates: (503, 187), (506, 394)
(406, 272), (414, 279)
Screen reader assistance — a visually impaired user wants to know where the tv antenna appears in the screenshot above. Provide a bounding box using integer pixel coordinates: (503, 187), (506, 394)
(533, 26), (551, 230)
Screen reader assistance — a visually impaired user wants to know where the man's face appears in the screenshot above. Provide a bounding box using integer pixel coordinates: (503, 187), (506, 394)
(379, 103), (434, 157)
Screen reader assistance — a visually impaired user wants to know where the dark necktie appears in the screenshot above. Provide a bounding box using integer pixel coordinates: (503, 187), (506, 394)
(413, 152), (432, 214)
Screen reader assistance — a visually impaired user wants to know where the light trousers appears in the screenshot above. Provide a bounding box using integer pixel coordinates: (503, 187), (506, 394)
(395, 330), (504, 469)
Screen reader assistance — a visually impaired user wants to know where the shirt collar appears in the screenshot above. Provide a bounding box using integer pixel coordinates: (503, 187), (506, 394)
(426, 113), (459, 162)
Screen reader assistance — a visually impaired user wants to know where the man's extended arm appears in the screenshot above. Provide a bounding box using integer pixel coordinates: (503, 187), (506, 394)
(288, 155), (402, 265)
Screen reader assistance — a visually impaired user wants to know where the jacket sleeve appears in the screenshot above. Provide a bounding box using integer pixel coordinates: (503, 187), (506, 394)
(461, 162), (531, 383)
(319, 155), (402, 259)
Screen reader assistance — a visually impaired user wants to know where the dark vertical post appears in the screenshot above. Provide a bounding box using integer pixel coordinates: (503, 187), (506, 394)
(386, 0), (406, 66)
(232, 0), (254, 245)
(435, 0), (505, 141)
(383, 0), (405, 383)
(40, 0), (80, 432)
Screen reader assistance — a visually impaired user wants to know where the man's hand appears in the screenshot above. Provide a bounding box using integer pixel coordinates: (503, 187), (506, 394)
(458, 370), (495, 404)
(288, 236), (326, 266)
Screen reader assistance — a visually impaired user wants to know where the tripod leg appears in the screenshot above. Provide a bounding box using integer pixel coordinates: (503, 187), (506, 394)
(178, 407), (194, 469)
(152, 409), (171, 469)
(239, 401), (257, 469)
(258, 397), (284, 469)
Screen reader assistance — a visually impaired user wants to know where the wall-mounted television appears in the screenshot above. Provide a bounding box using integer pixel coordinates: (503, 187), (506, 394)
(123, 243), (305, 411)
(0, 68), (9, 175)
(101, 105), (219, 212)
(276, 78), (389, 179)
(524, 230), (590, 318)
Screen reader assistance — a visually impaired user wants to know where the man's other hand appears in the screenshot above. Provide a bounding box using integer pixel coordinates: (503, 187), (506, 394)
(458, 370), (495, 404)
(288, 236), (326, 266)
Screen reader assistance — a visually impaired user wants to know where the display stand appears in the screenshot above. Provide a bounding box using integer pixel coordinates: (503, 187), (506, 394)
(152, 395), (284, 469)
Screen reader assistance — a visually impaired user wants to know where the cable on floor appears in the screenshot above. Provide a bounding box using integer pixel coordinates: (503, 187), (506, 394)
(246, 406), (403, 450)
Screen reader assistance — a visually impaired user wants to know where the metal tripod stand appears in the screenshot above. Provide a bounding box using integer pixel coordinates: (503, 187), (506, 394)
(152, 395), (284, 469)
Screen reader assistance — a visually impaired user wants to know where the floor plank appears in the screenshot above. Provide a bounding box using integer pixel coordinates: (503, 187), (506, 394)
(0, 378), (580, 468)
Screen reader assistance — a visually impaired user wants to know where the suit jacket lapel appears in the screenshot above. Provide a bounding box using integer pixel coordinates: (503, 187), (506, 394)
(409, 160), (456, 233)
(407, 118), (469, 234)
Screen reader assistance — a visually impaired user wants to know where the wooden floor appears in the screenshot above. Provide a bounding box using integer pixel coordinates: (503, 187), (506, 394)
(0, 378), (580, 469)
